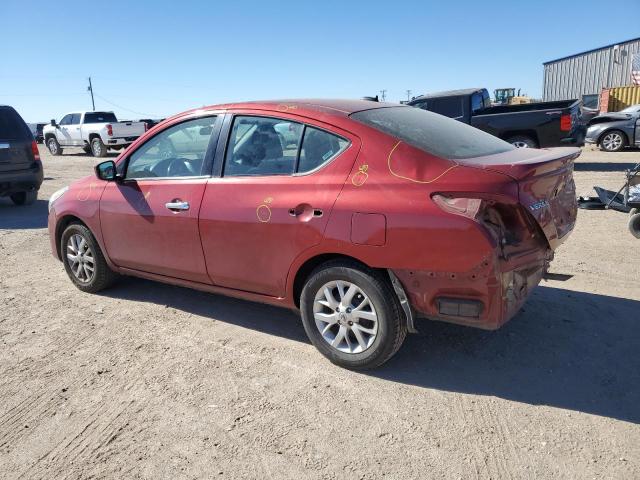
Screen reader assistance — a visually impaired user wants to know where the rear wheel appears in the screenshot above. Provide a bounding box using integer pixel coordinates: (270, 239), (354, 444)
(91, 137), (107, 157)
(61, 223), (118, 293)
(600, 130), (626, 152)
(300, 261), (407, 369)
(10, 191), (37, 206)
(507, 135), (537, 148)
(47, 137), (62, 156)
(629, 210), (640, 239)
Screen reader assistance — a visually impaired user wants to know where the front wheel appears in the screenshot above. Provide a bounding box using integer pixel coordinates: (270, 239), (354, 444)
(91, 137), (107, 157)
(629, 210), (640, 239)
(300, 261), (407, 369)
(47, 137), (63, 156)
(600, 130), (626, 152)
(61, 223), (118, 293)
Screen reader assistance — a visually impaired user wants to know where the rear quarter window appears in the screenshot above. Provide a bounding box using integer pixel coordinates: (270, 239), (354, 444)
(0, 107), (31, 140)
(351, 106), (514, 160)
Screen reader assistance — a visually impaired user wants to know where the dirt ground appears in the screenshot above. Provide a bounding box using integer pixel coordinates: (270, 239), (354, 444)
(1, 144), (639, 479)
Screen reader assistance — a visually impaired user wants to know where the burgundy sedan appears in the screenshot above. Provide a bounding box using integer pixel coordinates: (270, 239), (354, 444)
(48, 100), (579, 369)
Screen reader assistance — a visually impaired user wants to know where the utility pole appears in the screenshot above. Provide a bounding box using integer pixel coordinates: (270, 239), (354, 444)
(380, 89), (387, 102)
(406, 90), (412, 101)
(87, 77), (95, 111)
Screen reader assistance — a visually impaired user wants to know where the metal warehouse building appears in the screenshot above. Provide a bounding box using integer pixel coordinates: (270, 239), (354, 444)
(542, 37), (640, 108)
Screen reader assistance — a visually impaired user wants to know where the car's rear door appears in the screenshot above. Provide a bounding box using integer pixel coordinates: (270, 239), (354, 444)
(0, 106), (34, 174)
(199, 112), (359, 297)
(99, 114), (222, 282)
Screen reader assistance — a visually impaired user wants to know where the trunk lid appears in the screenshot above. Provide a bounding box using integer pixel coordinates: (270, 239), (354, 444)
(458, 147), (580, 249)
(0, 107), (35, 173)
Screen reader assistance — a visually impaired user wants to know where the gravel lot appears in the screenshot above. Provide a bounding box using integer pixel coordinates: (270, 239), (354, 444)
(1, 144), (639, 479)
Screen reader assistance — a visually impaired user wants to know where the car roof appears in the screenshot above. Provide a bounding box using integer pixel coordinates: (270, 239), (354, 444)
(177, 99), (402, 120)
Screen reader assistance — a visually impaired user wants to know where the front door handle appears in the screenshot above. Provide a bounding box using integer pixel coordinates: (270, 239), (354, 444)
(166, 200), (190, 211)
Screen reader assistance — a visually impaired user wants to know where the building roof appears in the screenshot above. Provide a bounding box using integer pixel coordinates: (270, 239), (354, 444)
(543, 36), (640, 65)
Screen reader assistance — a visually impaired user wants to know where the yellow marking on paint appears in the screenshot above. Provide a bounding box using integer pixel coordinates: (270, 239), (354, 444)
(351, 164), (369, 187)
(387, 140), (457, 184)
(76, 183), (96, 202)
(256, 197), (274, 222)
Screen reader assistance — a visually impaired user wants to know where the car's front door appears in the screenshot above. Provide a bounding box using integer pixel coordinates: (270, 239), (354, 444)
(99, 115), (221, 283)
(68, 113), (83, 145)
(57, 114), (74, 145)
(199, 114), (359, 297)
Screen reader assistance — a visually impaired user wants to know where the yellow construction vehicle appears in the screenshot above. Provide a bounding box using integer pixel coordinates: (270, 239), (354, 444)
(494, 88), (533, 105)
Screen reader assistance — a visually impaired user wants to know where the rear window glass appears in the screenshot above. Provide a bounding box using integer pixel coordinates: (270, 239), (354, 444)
(0, 108), (31, 140)
(351, 106), (514, 159)
(84, 112), (118, 123)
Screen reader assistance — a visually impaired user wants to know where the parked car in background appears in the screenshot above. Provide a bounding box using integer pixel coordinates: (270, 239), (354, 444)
(0, 105), (43, 205)
(586, 104), (640, 151)
(29, 122), (47, 143)
(408, 88), (585, 149)
(43, 111), (146, 157)
(48, 99), (579, 369)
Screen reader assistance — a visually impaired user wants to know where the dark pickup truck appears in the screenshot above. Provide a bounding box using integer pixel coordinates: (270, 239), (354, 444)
(407, 88), (585, 148)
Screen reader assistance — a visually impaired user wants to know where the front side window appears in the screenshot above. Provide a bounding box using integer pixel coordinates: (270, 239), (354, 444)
(224, 116), (303, 176)
(59, 114), (73, 126)
(126, 116), (217, 179)
(70, 113), (81, 124)
(351, 106), (514, 160)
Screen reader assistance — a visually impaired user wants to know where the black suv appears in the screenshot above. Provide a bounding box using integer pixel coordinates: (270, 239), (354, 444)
(0, 105), (43, 205)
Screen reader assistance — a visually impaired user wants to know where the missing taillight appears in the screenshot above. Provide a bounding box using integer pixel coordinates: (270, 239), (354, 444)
(432, 194), (483, 220)
(106, 124), (113, 136)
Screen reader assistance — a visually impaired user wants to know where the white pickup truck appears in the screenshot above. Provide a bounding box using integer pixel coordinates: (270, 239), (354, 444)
(43, 111), (147, 157)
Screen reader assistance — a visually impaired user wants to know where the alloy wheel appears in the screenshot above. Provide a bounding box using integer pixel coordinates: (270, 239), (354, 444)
(512, 141), (529, 148)
(48, 139), (58, 154)
(313, 280), (378, 354)
(602, 133), (622, 151)
(66, 234), (95, 283)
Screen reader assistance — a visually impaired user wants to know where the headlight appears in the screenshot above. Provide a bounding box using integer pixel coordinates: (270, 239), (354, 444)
(48, 186), (69, 213)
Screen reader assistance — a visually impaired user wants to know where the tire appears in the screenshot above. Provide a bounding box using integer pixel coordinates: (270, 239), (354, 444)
(300, 260), (407, 369)
(629, 212), (640, 239)
(60, 223), (118, 293)
(47, 137), (63, 156)
(10, 191), (37, 206)
(507, 135), (538, 148)
(599, 130), (626, 152)
(91, 137), (107, 157)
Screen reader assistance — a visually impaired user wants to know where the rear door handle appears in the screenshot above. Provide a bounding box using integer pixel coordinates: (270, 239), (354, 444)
(288, 207), (323, 217)
(166, 200), (190, 211)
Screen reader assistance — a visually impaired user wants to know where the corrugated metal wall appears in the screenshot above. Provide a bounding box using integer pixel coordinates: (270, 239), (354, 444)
(543, 38), (640, 101)
(607, 86), (640, 111)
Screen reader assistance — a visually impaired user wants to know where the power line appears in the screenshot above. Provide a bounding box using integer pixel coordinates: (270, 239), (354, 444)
(93, 93), (162, 118)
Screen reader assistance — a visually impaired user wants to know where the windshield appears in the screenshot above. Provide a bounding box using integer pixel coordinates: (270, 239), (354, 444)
(84, 112), (118, 123)
(351, 106), (514, 159)
(620, 105), (640, 113)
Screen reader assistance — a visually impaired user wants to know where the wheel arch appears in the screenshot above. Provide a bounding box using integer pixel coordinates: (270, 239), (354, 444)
(500, 130), (539, 146)
(54, 214), (88, 260)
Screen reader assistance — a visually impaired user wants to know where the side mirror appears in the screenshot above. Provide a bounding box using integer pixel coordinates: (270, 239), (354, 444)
(50, 119), (57, 127)
(95, 160), (117, 181)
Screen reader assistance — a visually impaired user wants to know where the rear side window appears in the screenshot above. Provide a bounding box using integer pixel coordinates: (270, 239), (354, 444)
(428, 97), (464, 118)
(351, 106), (514, 160)
(298, 127), (349, 173)
(0, 107), (31, 140)
(223, 116), (349, 177)
(84, 112), (118, 123)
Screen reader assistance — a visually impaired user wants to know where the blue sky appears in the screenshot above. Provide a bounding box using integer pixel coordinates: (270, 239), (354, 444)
(2, 0), (639, 122)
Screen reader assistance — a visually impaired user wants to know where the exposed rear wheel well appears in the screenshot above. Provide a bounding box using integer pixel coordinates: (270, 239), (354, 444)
(55, 215), (86, 260)
(292, 253), (384, 308)
(88, 133), (101, 142)
(44, 133), (56, 142)
(501, 130), (539, 146)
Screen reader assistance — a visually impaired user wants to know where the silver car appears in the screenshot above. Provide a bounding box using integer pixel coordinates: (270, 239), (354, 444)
(586, 104), (640, 152)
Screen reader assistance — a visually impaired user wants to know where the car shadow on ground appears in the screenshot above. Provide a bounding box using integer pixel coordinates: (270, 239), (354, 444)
(103, 279), (639, 423)
(0, 199), (49, 229)
(574, 162), (639, 172)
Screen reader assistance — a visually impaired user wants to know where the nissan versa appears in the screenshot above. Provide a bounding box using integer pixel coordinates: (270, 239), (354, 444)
(48, 100), (579, 369)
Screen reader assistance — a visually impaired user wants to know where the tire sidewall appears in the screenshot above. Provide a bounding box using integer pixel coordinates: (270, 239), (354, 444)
(48, 138), (60, 155)
(91, 138), (105, 157)
(300, 265), (400, 369)
(61, 224), (103, 292)
(629, 213), (640, 239)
